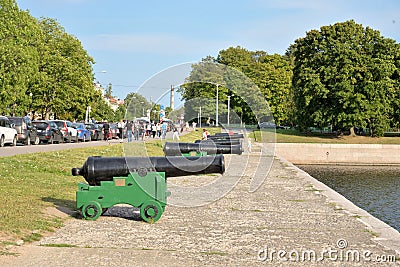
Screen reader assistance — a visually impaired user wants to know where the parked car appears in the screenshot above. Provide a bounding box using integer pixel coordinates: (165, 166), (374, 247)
(72, 123), (91, 142)
(0, 116), (17, 147)
(7, 116), (40, 145)
(85, 123), (103, 141)
(50, 120), (78, 143)
(31, 121), (64, 144)
(109, 123), (119, 139)
(257, 122), (277, 129)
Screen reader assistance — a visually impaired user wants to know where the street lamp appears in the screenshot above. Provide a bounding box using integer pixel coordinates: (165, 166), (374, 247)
(140, 102), (145, 117)
(216, 84), (219, 126)
(227, 95), (232, 126)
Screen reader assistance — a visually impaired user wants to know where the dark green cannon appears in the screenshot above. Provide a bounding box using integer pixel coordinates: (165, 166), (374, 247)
(207, 134), (244, 140)
(194, 139), (241, 146)
(163, 142), (243, 157)
(72, 155), (225, 222)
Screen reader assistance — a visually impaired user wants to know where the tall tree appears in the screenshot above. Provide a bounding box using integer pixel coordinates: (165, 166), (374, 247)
(217, 46), (293, 125)
(289, 20), (400, 136)
(0, 0), (41, 115)
(124, 92), (151, 120)
(32, 18), (95, 120)
(179, 55), (272, 125)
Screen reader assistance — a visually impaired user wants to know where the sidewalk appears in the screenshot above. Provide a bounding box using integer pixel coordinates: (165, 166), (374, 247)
(2, 143), (399, 266)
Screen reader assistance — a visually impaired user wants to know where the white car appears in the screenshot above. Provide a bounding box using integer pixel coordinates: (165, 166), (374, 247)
(0, 116), (17, 147)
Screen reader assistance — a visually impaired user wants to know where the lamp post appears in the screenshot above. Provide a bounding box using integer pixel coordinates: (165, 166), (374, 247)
(199, 106), (202, 128)
(216, 84), (219, 126)
(227, 95), (231, 126)
(141, 102), (145, 117)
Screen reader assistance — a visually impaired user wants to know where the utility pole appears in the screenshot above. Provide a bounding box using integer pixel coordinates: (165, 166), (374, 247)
(170, 85), (175, 111)
(227, 95), (231, 126)
(216, 84), (219, 126)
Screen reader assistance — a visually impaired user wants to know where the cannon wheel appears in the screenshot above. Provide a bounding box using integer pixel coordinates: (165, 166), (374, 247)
(140, 200), (163, 223)
(82, 201), (102, 220)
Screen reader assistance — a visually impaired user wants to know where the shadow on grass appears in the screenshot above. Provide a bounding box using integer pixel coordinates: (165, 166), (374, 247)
(42, 197), (143, 221)
(41, 197), (77, 217)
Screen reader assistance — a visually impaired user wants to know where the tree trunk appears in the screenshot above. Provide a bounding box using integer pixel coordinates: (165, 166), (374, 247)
(349, 126), (356, 137)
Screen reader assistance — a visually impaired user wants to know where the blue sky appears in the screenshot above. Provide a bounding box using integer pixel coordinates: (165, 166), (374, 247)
(17, 0), (400, 104)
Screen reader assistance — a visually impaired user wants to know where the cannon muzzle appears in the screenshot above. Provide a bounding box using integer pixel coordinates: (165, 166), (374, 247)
(163, 142), (243, 156)
(72, 155), (225, 186)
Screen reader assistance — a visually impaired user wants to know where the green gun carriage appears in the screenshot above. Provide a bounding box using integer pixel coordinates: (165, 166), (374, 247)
(72, 155), (225, 222)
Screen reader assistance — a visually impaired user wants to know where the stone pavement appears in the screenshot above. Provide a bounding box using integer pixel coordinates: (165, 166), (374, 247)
(2, 143), (399, 266)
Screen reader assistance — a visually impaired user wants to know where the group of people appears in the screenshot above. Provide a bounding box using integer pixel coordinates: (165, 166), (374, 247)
(110, 119), (208, 143)
(123, 120), (171, 142)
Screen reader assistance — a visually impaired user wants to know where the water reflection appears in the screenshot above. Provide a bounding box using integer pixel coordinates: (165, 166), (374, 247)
(297, 165), (400, 232)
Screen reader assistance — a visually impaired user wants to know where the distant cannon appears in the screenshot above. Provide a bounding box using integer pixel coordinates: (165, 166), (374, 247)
(207, 134), (244, 140)
(163, 142), (243, 156)
(194, 139), (241, 146)
(72, 155), (225, 222)
(214, 132), (244, 137)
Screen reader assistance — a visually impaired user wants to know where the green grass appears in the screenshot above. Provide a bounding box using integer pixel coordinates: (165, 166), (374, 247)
(251, 129), (400, 144)
(0, 129), (214, 250)
(0, 144), (125, 242)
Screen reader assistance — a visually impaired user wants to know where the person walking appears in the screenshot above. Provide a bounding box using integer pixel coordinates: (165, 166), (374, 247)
(103, 121), (110, 140)
(151, 123), (157, 138)
(133, 122), (139, 140)
(156, 123), (161, 138)
(202, 128), (210, 140)
(172, 125), (180, 140)
(117, 119), (124, 140)
(125, 120), (133, 142)
(161, 122), (167, 140)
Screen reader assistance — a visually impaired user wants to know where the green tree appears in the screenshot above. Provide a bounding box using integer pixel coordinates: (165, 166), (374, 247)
(124, 92), (151, 120)
(32, 18), (95, 120)
(290, 20), (400, 136)
(217, 46), (293, 125)
(0, 0), (41, 116)
(179, 55), (272, 125)
(89, 91), (116, 122)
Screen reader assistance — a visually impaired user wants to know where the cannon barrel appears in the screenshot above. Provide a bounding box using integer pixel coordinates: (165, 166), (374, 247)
(163, 142), (242, 156)
(207, 134), (243, 140)
(195, 139), (241, 146)
(72, 155), (225, 186)
(214, 132), (244, 138)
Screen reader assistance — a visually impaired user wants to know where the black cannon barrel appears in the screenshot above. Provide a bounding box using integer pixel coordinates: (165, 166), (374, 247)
(195, 139), (241, 146)
(163, 142), (242, 156)
(214, 132), (243, 137)
(208, 134), (243, 140)
(72, 155), (225, 186)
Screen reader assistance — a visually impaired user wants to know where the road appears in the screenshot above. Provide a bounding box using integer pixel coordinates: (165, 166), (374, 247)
(0, 129), (179, 157)
(0, 139), (121, 158)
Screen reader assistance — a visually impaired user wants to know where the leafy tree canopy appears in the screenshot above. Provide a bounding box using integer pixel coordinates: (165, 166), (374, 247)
(289, 20), (400, 136)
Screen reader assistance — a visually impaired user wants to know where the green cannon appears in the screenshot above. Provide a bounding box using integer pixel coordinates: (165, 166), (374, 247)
(163, 142), (243, 157)
(72, 155), (225, 222)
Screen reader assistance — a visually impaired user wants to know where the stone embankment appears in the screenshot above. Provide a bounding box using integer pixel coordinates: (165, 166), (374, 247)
(2, 143), (399, 266)
(275, 143), (400, 165)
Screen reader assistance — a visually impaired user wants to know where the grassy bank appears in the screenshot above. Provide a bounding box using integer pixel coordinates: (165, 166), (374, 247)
(0, 128), (212, 253)
(251, 129), (400, 144)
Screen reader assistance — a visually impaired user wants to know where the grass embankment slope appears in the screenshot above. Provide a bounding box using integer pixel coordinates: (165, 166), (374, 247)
(252, 129), (400, 144)
(0, 128), (213, 255)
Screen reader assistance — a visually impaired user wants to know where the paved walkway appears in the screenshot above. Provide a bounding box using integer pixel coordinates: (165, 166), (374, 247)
(1, 143), (399, 266)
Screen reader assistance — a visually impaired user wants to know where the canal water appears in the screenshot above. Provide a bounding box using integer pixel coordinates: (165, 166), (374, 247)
(297, 165), (400, 232)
